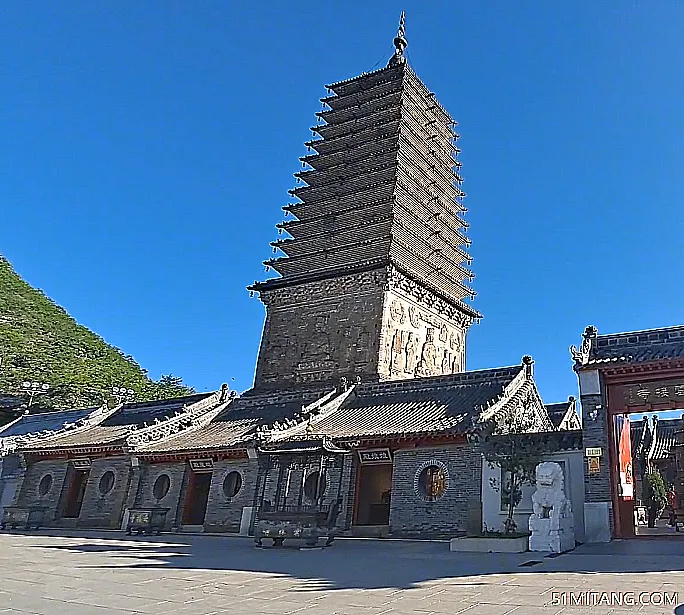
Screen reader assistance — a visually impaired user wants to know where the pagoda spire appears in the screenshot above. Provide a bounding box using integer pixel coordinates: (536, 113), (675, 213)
(388, 11), (407, 67)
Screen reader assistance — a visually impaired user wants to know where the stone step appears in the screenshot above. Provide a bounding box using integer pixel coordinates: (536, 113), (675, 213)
(351, 525), (389, 538)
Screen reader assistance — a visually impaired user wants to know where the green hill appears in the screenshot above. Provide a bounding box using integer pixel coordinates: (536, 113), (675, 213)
(0, 254), (194, 411)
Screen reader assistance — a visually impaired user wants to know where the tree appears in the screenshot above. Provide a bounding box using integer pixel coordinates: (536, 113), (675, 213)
(145, 374), (195, 400)
(478, 396), (546, 535)
(644, 470), (667, 528)
(0, 254), (196, 410)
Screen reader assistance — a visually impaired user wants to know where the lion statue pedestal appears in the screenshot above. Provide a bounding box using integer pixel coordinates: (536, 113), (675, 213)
(528, 462), (575, 553)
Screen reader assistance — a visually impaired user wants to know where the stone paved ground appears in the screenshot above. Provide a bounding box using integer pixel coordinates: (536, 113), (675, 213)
(0, 531), (683, 615)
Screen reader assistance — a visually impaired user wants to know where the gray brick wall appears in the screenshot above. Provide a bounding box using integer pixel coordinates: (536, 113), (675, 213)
(75, 457), (131, 529)
(135, 461), (188, 531)
(18, 457), (131, 529)
(16, 459), (69, 524)
(389, 444), (481, 538)
(580, 393), (612, 504)
(203, 459), (258, 533)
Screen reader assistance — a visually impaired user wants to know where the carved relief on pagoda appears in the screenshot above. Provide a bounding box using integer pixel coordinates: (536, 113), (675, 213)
(386, 265), (476, 329)
(379, 292), (466, 381)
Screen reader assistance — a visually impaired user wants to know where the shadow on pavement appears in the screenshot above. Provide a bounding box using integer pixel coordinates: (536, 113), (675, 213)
(8, 529), (684, 597)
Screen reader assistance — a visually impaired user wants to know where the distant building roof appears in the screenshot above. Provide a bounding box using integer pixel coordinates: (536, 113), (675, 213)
(545, 398), (580, 430)
(137, 389), (330, 454)
(631, 416), (683, 462)
(138, 365), (541, 454)
(0, 394), (23, 410)
(21, 393), (215, 452)
(0, 407), (96, 438)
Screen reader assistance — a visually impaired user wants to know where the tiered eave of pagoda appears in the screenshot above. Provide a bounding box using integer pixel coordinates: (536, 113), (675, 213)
(250, 60), (478, 313)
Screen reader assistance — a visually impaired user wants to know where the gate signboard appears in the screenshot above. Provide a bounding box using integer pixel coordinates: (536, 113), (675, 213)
(358, 448), (392, 465)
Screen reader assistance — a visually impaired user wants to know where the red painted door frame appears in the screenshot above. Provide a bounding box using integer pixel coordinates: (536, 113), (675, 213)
(605, 367), (684, 538)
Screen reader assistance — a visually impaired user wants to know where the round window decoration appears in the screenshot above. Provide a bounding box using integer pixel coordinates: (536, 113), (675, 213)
(153, 474), (171, 500)
(303, 470), (328, 501)
(98, 470), (115, 496)
(222, 471), (242, 498)
(414, 460), (449, 502)
(38, 474), (53, 496)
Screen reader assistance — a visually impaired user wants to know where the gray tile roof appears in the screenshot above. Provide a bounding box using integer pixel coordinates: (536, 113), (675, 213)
(652, 423), (680, 461)
(631, 417), (683, 462)
(294, 366), (526, 440)
(137, 389), (330, 454)
(139, 367), (528, 452)
(586, 325), (684, 366)
(545, 399), (580, 430)
(23, 393), (214, 451)
(545, 402), (572, 429)
(0, 407), (96, 438)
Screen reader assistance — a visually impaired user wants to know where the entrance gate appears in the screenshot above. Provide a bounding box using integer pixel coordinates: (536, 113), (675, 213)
(607, 378), (684, 538)
(353, 448), (393, 528)
(182, 459), (214, 526)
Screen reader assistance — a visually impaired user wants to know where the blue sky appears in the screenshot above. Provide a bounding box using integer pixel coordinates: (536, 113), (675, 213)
(2, 2), (683, 402)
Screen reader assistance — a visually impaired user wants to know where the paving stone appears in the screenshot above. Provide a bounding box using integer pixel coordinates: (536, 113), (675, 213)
(1, 532), (684, 615)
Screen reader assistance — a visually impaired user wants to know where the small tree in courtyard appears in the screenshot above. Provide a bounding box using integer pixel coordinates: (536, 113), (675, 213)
(478, 395), (546, 535)
(644, 469), (667, 528)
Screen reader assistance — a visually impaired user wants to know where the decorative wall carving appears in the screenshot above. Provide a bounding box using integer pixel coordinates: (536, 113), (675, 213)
(390, 330), (405, 374)
(415, 328), (439, 377)
(382, 294), (466, 381)
(255, 265), (473, 386)
(260, 268), (387, 308)
(439, 324), (448, 343)
(404, 332), (417, 374)
(408, 305), (420, 328)
(390, 300), (406, 324)
(386, 265), (476, 328)
(449, 332), (461, 352)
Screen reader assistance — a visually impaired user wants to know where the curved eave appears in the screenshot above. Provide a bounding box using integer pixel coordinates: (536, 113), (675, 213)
(247, 259), (388, 294)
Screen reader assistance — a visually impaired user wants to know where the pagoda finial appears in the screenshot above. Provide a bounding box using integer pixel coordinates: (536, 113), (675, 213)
(388, 12), (407, 67)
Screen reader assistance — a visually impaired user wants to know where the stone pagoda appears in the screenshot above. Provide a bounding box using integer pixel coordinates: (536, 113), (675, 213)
(249, 14), (481, 390)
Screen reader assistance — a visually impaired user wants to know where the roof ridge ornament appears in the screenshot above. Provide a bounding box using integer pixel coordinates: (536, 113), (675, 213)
(388, 11), (407, 67)
(570, 325), (598, 368)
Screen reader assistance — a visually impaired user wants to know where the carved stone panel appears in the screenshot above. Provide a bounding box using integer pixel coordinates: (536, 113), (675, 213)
(379, 290), (467, 382)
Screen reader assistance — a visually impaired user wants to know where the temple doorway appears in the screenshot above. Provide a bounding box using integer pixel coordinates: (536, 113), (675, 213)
(354, 460), (393, 527)
(182, 470), (212, 526)
(61, 468), (90, 519)
(609, 409), (684, 538)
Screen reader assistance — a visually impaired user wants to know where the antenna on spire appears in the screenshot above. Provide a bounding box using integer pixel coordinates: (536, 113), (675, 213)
(388, 11), (407, 67)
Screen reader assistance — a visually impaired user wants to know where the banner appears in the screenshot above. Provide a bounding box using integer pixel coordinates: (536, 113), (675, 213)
(618, 415), (634, 500)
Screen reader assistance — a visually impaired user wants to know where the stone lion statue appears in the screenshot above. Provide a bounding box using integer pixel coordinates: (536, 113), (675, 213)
(529, 462), (575, 553)
(531, 462), (572, 523)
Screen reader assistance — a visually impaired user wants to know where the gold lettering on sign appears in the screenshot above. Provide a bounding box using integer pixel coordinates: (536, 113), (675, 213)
(625, 380), (684, 405)
(636, 388), (650, 401)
